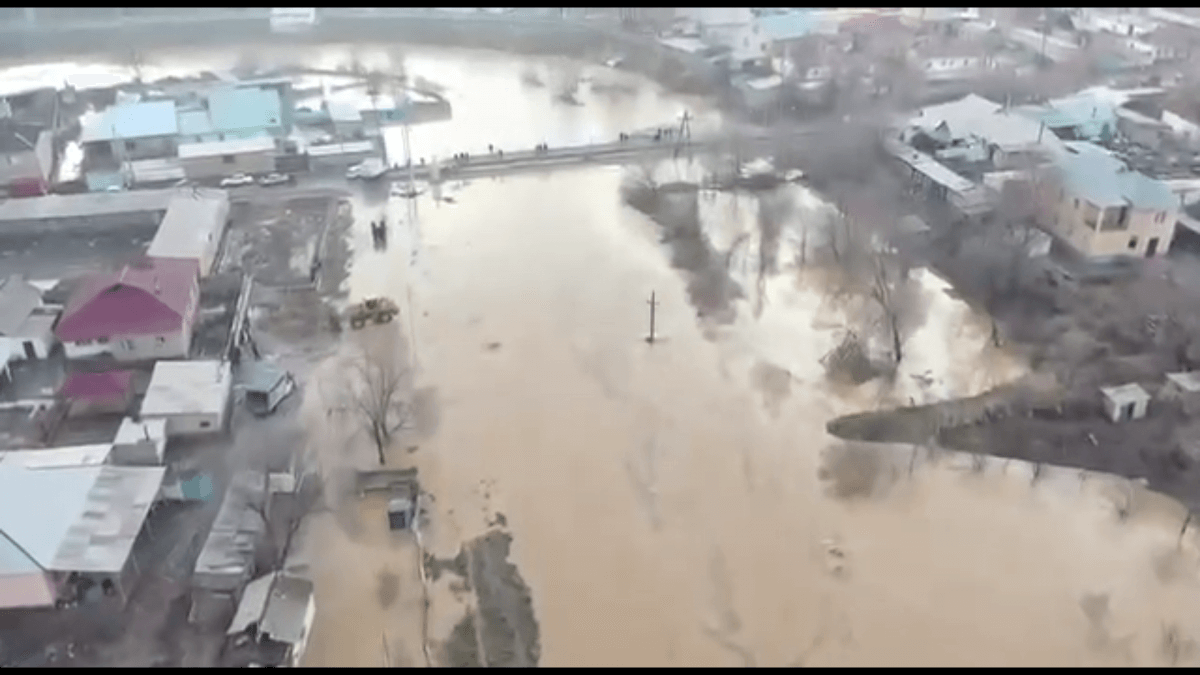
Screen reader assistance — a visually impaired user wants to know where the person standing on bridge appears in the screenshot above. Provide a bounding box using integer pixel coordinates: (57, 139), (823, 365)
(488, 144), (494, 154)
(497, 149), (503, 159)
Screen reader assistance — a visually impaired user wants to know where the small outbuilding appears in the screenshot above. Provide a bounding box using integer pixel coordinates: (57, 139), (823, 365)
(1100, 383), (1151, 423)
(146, 192), (231, 278)
(1161, 371), (1200, 417)
(242, 361), (296, 417)
(140, 360), (233, 437)
(111, 417), (168, 466)
(61, 370), (135, 418)
(224, 572), (316, 668)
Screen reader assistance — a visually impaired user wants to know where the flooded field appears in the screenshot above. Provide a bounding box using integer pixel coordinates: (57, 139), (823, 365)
(353, 163), (1200, 667)
(6, 42), (1200, 666)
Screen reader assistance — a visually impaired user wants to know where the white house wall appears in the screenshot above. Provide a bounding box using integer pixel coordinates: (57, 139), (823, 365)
(64, 326), (190, 362)
(1042, 188), (1177, 258)
(149, 411), (224, 437)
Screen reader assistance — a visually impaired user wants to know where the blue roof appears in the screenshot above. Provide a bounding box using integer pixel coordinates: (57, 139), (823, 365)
(1056, 141), (1176, 211)
(0, 464), (101, 573)
(79, 99), (178, 143)
(1018, 93), (1118, 140)
(756, 10), (819, 42)
(206, 88), (283, 134)
(177, 109), (215, 137)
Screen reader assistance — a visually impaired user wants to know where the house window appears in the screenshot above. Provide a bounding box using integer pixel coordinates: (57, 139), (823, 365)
(222, 154), (235, 164)
(96, 336), (109, 344)
(76, 339), (92, 346)
(121, 340), (134, 351)
(156, 336), (166, 345)
(200, 420), (212, 429)
(124, 140), (136, 152)
(1129, 236), (1139, 250)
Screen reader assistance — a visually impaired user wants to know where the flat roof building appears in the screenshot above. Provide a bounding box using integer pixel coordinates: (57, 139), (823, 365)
(140, 360), (233, 437)
(146, 191), (231, 277)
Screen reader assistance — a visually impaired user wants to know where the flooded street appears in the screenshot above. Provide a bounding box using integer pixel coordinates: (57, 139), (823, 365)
(7, 41), (1200, 666)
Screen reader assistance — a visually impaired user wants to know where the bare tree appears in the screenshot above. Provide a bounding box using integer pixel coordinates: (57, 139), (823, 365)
(247, 467), (324, 573)
(820, 193), (924, 366)
(344, 341), (413, 466)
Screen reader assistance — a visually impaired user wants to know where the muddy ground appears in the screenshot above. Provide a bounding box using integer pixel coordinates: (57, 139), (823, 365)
(428, 529), (541, 668)
(219, 193), (346, 289)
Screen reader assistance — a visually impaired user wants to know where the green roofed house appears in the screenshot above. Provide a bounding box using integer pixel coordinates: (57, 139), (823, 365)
(174, 86), (287, 181)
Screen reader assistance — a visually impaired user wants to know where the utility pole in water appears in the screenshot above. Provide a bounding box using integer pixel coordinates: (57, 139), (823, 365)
(646, 291), (659, 344)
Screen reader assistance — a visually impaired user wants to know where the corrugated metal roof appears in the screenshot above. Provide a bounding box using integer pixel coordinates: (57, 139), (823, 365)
(206, 88), (283, 134)
(51, 464), (165, 573)
(228, 572), (315, 645)
(141, 360), (232, 418)
(911, 94), (1064, 153)
(193, 470), (265, 591)
(0, 465), (101, 574)
(79, 100), (179, 144)
(1056, 141), (1177, 211)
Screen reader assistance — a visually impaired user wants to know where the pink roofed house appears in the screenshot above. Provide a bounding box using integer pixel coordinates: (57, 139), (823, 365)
(61, 370), (135, 417)
(55, 257), (200, 362)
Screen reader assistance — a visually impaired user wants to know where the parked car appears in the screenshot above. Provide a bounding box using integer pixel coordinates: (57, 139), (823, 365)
(219, 173), (256, 188)
(258, 172), (294, 187)
(347, 158), (388, 181)
(389, 181), (422, 199)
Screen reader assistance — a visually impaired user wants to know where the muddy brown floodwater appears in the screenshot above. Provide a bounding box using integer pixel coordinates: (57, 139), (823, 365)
(29, 43), (1200, 666)
(329, 160), (1200, 667)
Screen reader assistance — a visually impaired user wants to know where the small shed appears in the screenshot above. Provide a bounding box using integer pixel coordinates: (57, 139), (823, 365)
(224, 572), (316, 668)
(141, 360), (233, 437)
(388, 496), (415, 531)
(1100, 383), (1151, 423)
(111, 417), (168, 466)
(61, 370), (135, 418)
(1162, 372), (1200, 416)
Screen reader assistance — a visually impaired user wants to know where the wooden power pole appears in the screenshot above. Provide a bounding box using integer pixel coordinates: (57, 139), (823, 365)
(646, 291), (659, 344)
